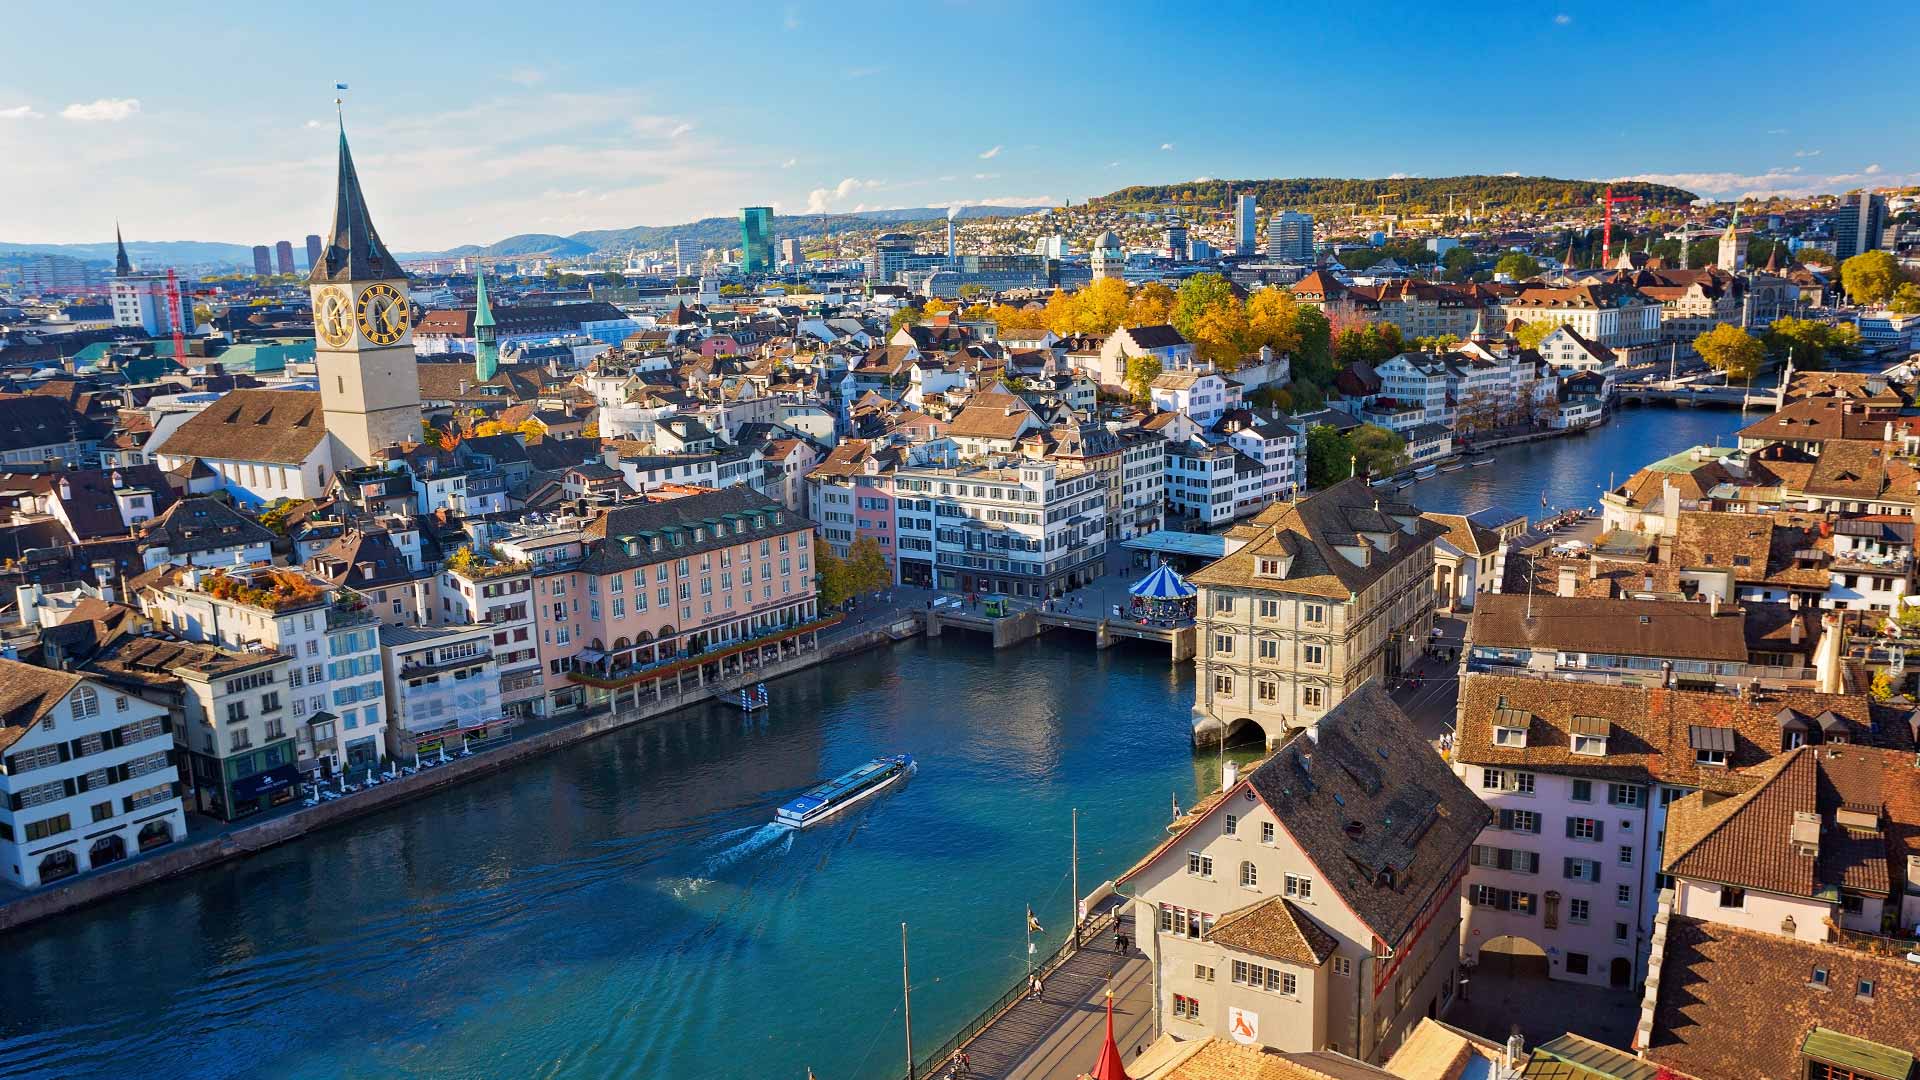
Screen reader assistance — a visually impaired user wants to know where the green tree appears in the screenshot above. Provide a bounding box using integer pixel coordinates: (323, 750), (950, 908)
(1694, 323), (1764, 384)
(957, 283), (986, 300)
(1888, 281), (1920, 315)
(888, 304), (923, 335)
(1514, 320), (1563, 351)
(1351, 423), (1408, 477)
(1412, 333), (1460, 353)
(1494, 251), (1542, 280)
(848, 536), (890, 595)
(1170, 273), (1238, 343)
(1305, 424), (1353, 489)
(1124, 355), (1163, 404)
(1793, 246), (1833, 268)
(719, 283), (747, 297)
(816, 542), (857, 607)
(1291, 308), (1335, 387)
(1840, 250), (1902, 305)
(1442, 246), (1478, 275)
(1765, 316), (1861, 371)
(1246, 288), (1305, 356)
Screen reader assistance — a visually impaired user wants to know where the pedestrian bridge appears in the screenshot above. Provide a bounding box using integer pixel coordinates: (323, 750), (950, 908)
(920, 608), (1194, 660)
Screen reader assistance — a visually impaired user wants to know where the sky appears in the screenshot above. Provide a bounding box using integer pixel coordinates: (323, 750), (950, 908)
(2, 0), (1916, 251)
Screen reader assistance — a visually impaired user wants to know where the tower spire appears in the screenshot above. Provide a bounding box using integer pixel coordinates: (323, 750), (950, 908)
(1089, 989), (1130, 1080)
(310, 116), (400, 285)
(474, 267), (498, 383)
(114, 223), (132, 277)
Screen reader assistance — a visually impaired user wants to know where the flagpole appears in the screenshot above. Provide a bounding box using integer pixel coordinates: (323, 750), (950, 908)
(902, 922), (914, 1080)
(1071, 808), (1081, 949)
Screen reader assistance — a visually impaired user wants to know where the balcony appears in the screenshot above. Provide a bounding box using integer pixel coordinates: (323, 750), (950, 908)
(567, 614), (842, 690)
(1828, 551), (1913, 574)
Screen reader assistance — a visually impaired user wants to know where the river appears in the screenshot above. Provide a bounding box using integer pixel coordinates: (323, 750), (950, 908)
(0, 403), (1751, 1080)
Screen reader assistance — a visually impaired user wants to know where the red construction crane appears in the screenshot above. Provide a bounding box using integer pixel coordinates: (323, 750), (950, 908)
(164, 268), (187, 362)
(1600, 185), (1642, 267)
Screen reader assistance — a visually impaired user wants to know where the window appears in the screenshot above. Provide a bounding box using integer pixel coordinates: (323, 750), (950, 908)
(1564, 858), (1603, 883)
(1260, 821), (1275, 844)
(91, 800), (114, 823)
(1256, 680), (1278, 703)
(1240, 861), (1258, 888)
(1214, 634), (1234, 655)
(1810, 967), (1829, 987)
(71, 687), (99, 719)
(1258, 600), (1279, 618)
(1497, 809), (1541, 833)
(1618, 845), (1634, 866)
(1694, 747), (1728, 767)
(1302, 687), (1323, 708)
(1617, 884), (1633, 906)
(1332, 955), (1352, 977)
(1608, 784), (1642, 807)
(1280, 972), (1297, 995)
(1172, 994), (1200, 1021)
(1568, 898), (1590, 923)
(1213, 674), (1233, 696)
(1303, 603), (1326, 624)
(1483, 768), (1534, 794)
(1493, 724), (1526, 747)
(24, 813), (71, 842)
(1571, 734), (1607, 756)
(1718, 885), (1745, 909)
(1303, 644), (1324, 666)
(1566, 952), (1589, 976)
(1212, 594), (1233, 614)
(1187, 852), (1214, 879)
(1567, 817), (1601, 841)
(1223, 813), (1238, 836)
(1857, 980), (1875, 999)
(1284, 873), (1312, 900)
(1193, 964), (1215, 983)
(1258, 639), (1278, 661)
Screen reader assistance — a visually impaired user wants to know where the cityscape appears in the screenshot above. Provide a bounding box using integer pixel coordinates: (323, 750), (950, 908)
(4, 5), (1920, 1080)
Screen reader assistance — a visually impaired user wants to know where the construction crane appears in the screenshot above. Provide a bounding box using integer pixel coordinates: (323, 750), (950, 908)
(164, 268), (187, 363)
(1439, 192), (1469, 217)
(1600, 185), (1643, 267)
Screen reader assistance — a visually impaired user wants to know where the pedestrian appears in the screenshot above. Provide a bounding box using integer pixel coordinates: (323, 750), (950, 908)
(1115, 929), (1129, 954)
(1029, 974), (1042, 1001)
(956, 1049), (972, 1077)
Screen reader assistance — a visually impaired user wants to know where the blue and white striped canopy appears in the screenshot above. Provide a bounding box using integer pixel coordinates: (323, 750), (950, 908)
(1129, 563), (1196, 599)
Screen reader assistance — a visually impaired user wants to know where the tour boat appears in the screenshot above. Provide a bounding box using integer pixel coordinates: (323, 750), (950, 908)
(776, 754), (916, 828)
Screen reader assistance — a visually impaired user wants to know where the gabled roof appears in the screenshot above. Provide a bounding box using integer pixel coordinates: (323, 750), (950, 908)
(1189, 477), (1443, 599)
(152, 389), (330, 465)
(139, 496), (273, 555)
(1207, 896), (1339, 966)
(0, 660), (85, 756)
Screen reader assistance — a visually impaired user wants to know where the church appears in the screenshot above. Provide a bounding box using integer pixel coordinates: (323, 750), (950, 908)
(150, 122), (425, 500)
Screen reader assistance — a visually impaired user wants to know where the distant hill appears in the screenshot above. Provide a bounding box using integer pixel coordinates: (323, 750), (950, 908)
(1093, 175), (1699, 214)
(0, 239), (259, 270)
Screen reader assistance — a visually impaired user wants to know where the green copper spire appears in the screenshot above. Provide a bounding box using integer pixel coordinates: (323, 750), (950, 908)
(474, 268), (498, 383)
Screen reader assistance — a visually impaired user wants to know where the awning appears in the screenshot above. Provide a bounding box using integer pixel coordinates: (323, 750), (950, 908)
(576, 650), (606, 663)
(1570, 715), (1610, 737)
(1129, 563), (1197, 600)
(1688, 725), (1735, 752)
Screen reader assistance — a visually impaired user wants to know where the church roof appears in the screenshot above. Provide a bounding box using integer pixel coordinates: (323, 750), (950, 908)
(153, 389), (331, 465)
(474, 269), (496, 328)
(309, 123), (402, 285)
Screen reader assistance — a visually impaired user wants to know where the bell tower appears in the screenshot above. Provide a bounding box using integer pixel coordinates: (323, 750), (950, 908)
(310, 119), (422, 468)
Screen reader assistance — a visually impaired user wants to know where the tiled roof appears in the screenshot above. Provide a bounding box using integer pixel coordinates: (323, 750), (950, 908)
(1466, 594), (1750, 663)
(151, 389), (330, 465)
(1645, 915), (1920, 1080)
(140, 496), (274, 555)
(1189, 477), (1442, 600)
(0, 659), (85, 756)
(0, 393), (105, 453)
(1207, 896), (1338, 966)
(577, 486), (807, 574)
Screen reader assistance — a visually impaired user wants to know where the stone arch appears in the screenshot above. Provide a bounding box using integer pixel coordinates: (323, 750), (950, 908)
(636, 630), (654, 643)
(38, 849), (78, 883)
(1471, 933), (1549, 980)
(1223, 716), (1270, 749)
(89, 834), (127, 868)
(613, 636), (631, 650)
(137, 820), (174, 852)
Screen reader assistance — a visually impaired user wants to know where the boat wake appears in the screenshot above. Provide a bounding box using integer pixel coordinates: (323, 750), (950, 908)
(701, 823), (790, 875)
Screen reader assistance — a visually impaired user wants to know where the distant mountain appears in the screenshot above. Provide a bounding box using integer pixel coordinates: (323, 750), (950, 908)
(0, 239), (259, 270)
(1093, 175), (1700, 214)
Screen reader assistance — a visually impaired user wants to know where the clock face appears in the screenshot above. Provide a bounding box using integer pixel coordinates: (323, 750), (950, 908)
(356, 282), (410, 345)
(315, 287), (354, 348)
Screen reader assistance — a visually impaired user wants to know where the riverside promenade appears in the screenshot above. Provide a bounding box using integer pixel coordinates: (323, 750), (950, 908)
(925, 902), (1154, 1080)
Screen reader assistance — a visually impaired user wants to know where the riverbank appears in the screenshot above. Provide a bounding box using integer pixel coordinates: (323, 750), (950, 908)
(0, 617), (917, 935)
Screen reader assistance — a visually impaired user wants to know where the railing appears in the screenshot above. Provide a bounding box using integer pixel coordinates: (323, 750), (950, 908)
(897, 905), (1120, 1080)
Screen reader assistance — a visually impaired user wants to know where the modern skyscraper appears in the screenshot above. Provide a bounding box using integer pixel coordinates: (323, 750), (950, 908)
(1164, 222), (1189, 261)
(275, 240), (296, 275)
(869, 232), (916, 282)
(1832, 192), (1889, 261)
(309, 121), (423, 469)
(1265, 211), (1315, 263)
(740, 206), (774, 274)
(779, 238), (804, 266)
(473, 269), (498, 384)
(252, 245), (273, 276)
(305, 234), (324, 270)
(1234, 194), (1256, 256)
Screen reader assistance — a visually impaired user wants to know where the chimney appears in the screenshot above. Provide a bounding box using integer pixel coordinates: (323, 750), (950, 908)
(946, 217), (956, 261)
(1814, 613), (1846, 695)
(1221, 759), (1239, 792)
(1789, 614), (1805, 646)
(1709, 592), (1720, 617)
(1557, 565), (1579, 597)
(111, 469), (124, 490)
(15, 584), (41, 628)
(1790, 810), (1821, 856)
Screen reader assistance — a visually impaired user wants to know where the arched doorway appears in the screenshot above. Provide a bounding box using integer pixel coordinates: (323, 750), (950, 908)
(137, 820), (174, 852)
(1477, 935), (1549, 979)
(89, 834), (127, 868)
(1609, 957), (1632, 988)
(1222, 717), (1269, 749)
(38, 849), (78, 884)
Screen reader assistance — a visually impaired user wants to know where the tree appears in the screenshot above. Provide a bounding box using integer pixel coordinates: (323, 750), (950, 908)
(816, 543), (857, 607)
(1350, 423), (1408, 477)
(1041, 288), (1080, 335)
(1305, 424), (1353, 489)
(1124, 355), (1163, 404)
(581, 421), (601, 439)
(1128, 281), (1175, 326)
(848, 536), (891, 595)
(1871, 670), (1896, 702)
(718, 283), (747, 297)
(921, 297), (954, 319)
(1494, 251), (1541, 280)
(1246, 288), (1305, 356)
(1412, 333), (1460, 353)
(1840, 250), (1902, 305)
(1170, 273), (1238, 343)
(1291, 307), (1335, 388)
(1694, 323), (1764, 384)
(1793, 246), (1833, 268)
(1513, 320), (1562, 351)
(1441, 246), (1478, 276)
(1889, 281), (1920, 315)
(888, 304), (922, 335)
(1765, 316), (1860, 371)
(1333, 321), (1404, 365)
(988, 302), (1046, 333)
(957, 284), (986, 300)
(1072, 277), (1131, 334)
(1189, 300), (1252, 370)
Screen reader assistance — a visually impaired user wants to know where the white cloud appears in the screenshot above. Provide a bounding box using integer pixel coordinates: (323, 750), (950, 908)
(61, 98), (140, 122)
(780, 157), (798, 169)
(978, 144), (1002, 160)
(1793, 148), (1821, 158)
(0, 105), (43, 120)
(974, 172), (1000, 181)
(1106, 161), (1120, 168)
(669, 122), (695, 138)
(1193, 176), (1214, 183)
(1387, 172), (1411, 180)
(1618, 167), (1919, 200)
(1159, 142), (1174, 151)
(304, 119), (326, 129)
(1865, 163), (1883, 174)
(1554, 12), (1572, 24)
(805, 176), (883, 213)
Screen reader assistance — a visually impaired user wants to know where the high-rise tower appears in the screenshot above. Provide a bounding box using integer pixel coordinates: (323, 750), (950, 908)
(474, 268), (498, 384)
(309, 120), (422, 468)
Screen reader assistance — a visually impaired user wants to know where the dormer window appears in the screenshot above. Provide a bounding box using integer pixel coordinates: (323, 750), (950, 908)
(1493, 706), (1529, 748)
(1690, 725), (1733, 766)
(1570, 716), (1609, 757)
(1256, 557), (1282, 577)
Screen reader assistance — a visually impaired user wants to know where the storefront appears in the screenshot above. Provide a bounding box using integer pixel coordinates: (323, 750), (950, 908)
(196, 740), (300, 821)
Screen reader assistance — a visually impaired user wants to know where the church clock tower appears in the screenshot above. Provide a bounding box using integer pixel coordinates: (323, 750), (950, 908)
(310, 121), (422, 469)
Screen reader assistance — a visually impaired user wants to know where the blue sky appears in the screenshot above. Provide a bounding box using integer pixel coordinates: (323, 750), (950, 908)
(2, 0), (1915, 249)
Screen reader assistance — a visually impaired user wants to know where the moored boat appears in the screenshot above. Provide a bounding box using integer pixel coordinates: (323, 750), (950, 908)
(1415, 464), (1438, 479)
(1469, 455), (1495, 467)
(1439, 460), (1466, 473)
(775, 754), (915, 828)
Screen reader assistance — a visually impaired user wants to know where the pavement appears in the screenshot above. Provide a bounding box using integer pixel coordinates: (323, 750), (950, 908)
(1448, 967), (1639, 1050)
(949, 909), (1154, 1080)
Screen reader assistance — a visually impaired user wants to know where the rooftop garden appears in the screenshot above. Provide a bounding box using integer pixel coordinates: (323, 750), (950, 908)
(202, 568), (325, 611)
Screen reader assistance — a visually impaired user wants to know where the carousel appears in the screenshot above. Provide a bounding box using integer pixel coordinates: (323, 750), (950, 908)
(1127, 562), (1198, 626)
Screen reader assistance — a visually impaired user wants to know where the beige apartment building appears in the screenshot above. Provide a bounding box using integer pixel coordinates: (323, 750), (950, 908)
(1188, 478), (1442, 747)
(1119, 683), (1489, 1064)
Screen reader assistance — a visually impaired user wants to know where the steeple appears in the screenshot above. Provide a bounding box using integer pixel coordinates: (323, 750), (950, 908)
(310, 118), (400, 285)
(114, 224), (132, 277)
(474, 268), (498, 383)
(1088, 989), (1130, 1080)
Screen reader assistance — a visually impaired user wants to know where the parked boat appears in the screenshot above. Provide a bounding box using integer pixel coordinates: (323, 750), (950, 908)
(1469, 455), (1495, 468)
(1369, 475), (1395, 489)
(775, 755), (916, 828)
(1439, 460), (1466, 473)
(1415, 464), (1438, 480)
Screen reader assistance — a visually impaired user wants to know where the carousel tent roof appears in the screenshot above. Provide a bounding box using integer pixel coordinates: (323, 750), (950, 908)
(1130, 563), (1197, 600)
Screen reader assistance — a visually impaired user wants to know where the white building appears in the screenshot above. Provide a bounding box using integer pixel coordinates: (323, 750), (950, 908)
(890, 457), (1108, 597)
(378, 623), (506, 761)
(1235, 194), (1257, 255)
(1151, 371), (1235, 426)
(440, 553), (542, 721)
(111, 274), (194, 338)
(0, 661), (186, 888)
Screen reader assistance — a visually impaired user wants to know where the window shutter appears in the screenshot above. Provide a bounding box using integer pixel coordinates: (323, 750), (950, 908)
(1565, 817), (1577, 838)
(57, 743), (71, 762)
(62, 778), (76, 798)
(1497, 848), (1513, 871)
(1499, 809), (1514, 830)
(1563, 857), (1576, 879)
(1594, 821), (1604, 842)
(1592, 862), (1602, 884)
